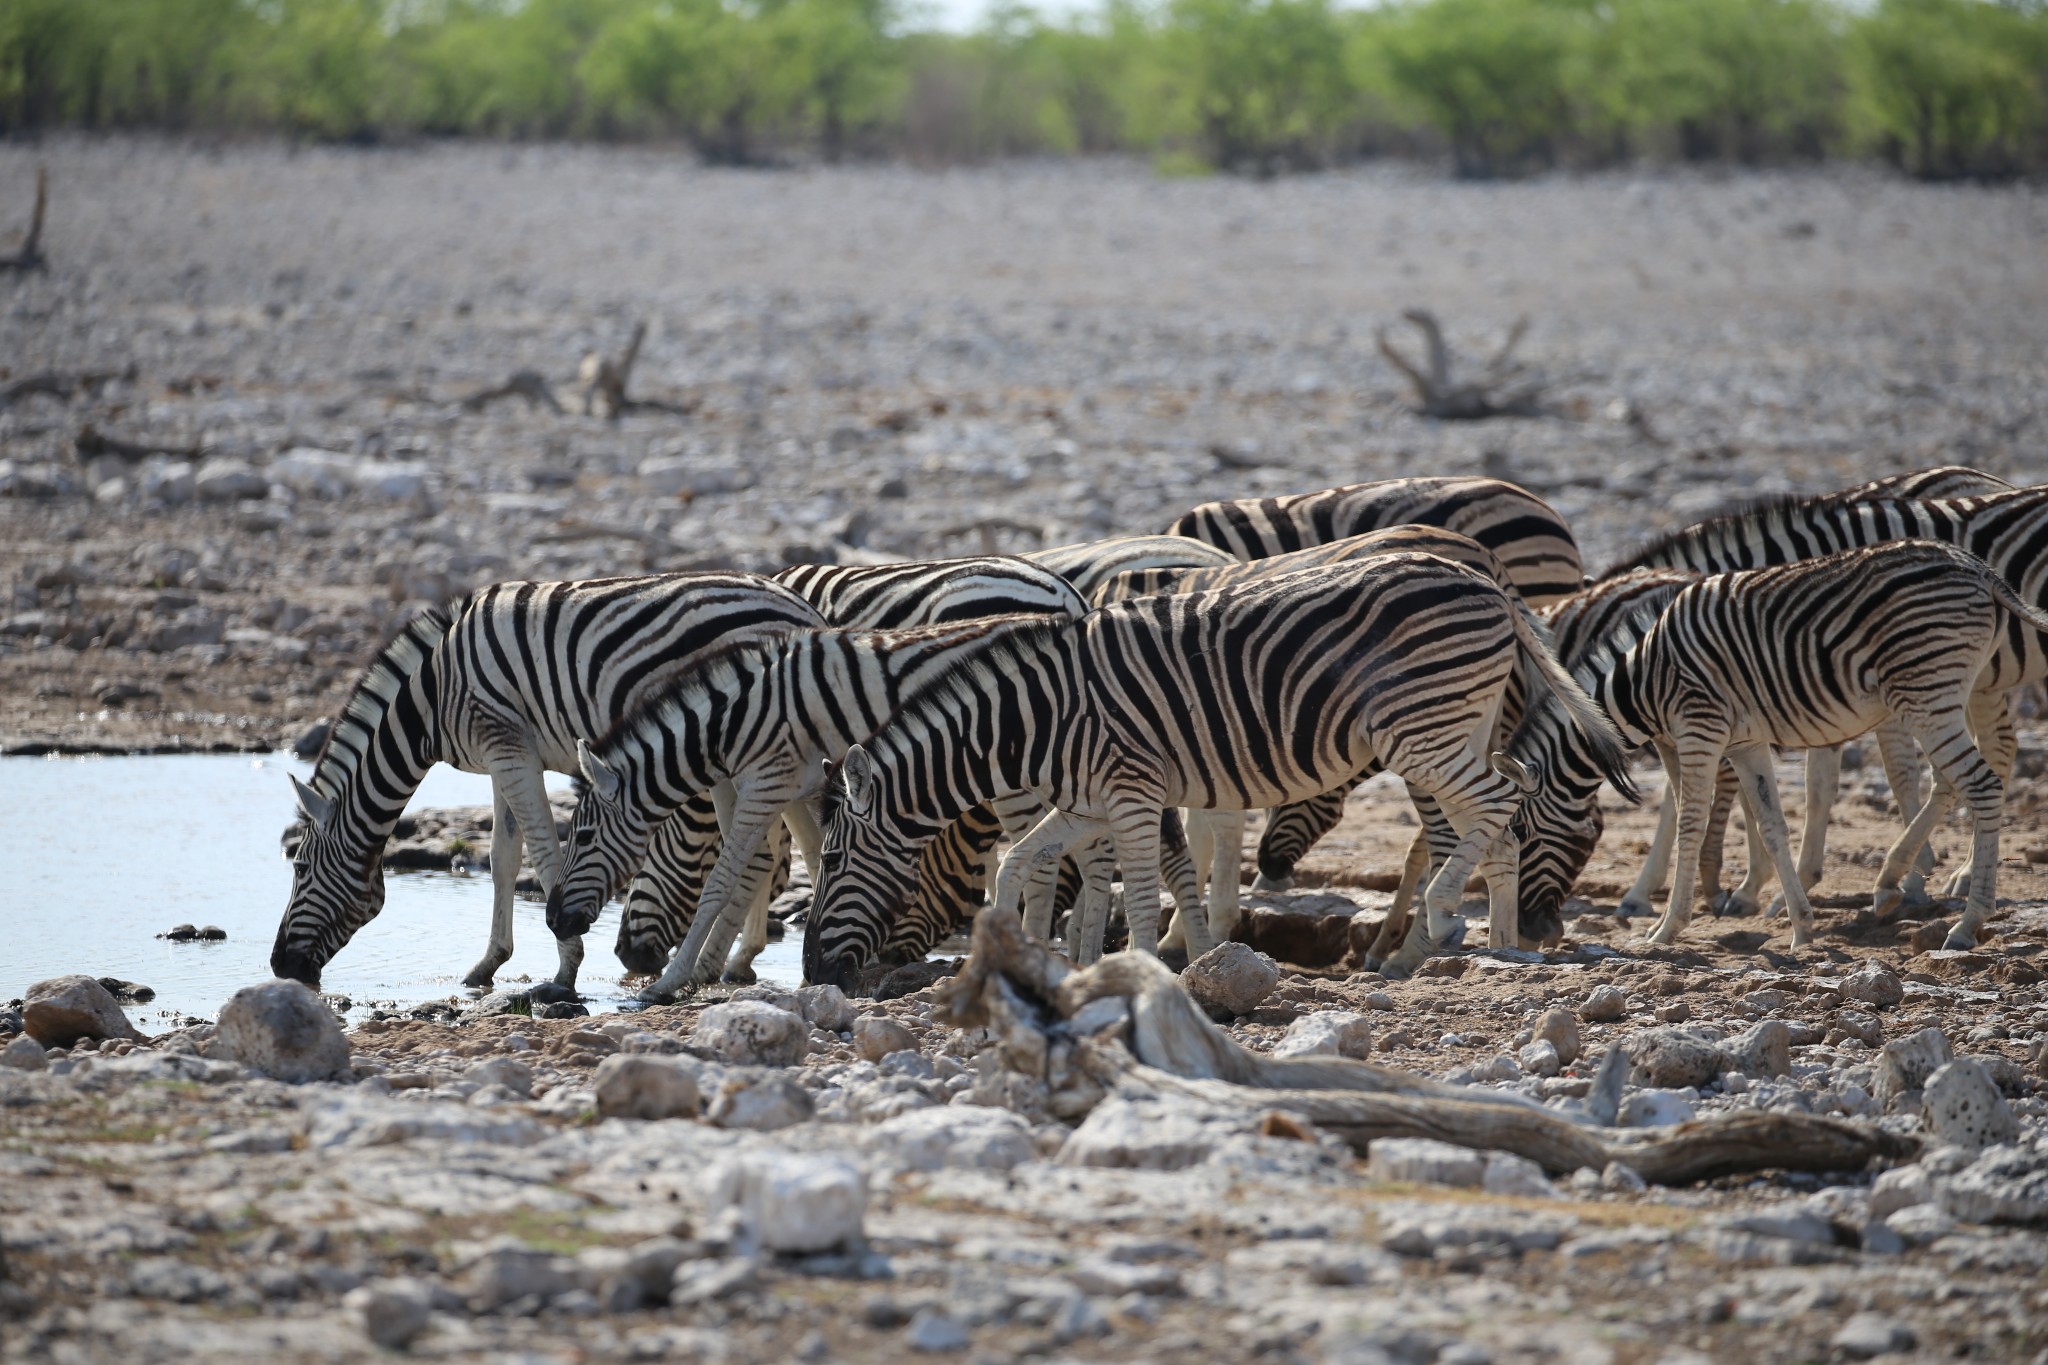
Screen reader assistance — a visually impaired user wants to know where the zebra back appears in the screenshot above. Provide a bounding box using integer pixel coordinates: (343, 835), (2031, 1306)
(1165, 476), (1584, 605)
(1025, 534), (1238, 600)
(1851, 466), (2012, 500)
(774, 555), (1087, 627)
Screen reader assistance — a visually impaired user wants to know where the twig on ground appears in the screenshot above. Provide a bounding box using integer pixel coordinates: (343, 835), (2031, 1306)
(73, 424), (201, 464)
(458, 370), (563, 414)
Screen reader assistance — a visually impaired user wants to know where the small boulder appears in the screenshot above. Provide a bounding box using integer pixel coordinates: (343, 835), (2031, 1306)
(1874, 1026), (1953, 1109)
(193, 457), (270, 502)
(461, 1239), (574, 1312)
(1180, 942), (1280, 1021)
(344, 1277), (434, 1350)
(1366, 1137), (1485, 1188)
(1618, 1088), (1697, 1128)
(1922, 1058), (2019, 1150)
(593, 1054), (700, 1121)
(1, 1035), (48, 1071)
(863, 1106), (1036, 1173)
(705, 1153), (866, 1254)
(905, 1306), (972, 1353)
(23, 975), (145, 1048)
(464, 1057), (532, 1098)
(161, 924), (199, 942)
(1937, 1144), (2048, 1224)
(1481, 1151), (1554, 1198)
(706, 1073), (815, 1131)
(212, 979), (350, 1083)
(852, 1015), (917, 1062)
(1842, 963), (1905, 1009)
(1580, 984), (1626, 1022)
(1517, 1039), (1561, 1078)
(797, 983), (856, 1033)
(1722, 1018), (1790, 1078)
(691, 999), (808, 1067)
(1531, 1008), (1581, 1065)
(1272, 1010), (1373, 1059)
(1831, 1313), (1915, 1360)
(1625, 1027), (1722, 1089)
(1868, 1166), (1932, 1220)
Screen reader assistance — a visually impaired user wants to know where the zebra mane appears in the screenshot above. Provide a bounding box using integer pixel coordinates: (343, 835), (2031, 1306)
(1601, 489), (1854, 578)
(305, 603), (456, 805)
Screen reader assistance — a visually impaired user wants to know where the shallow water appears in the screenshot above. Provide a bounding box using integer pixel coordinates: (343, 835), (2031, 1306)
(0, 754), (802, 1027)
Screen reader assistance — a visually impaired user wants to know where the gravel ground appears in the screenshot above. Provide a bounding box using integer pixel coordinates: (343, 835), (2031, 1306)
(5, 140), (2048, 1364)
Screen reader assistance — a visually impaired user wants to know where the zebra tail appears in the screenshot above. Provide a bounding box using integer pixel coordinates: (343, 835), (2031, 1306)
(1509, 600), (1642, 804)
(1978, 557), (2048, 642)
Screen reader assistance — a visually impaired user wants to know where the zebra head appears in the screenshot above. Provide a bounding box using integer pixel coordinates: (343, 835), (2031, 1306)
(270, 774), (386, 988)
(804, 744), (922, 992)
(546, 740), (652, 941)
(1503, 693), (1617, 946)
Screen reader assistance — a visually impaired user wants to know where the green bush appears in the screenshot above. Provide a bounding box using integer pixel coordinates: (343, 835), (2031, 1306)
(2, 0), (2046, 178)
(1849, 0), (2048, 178)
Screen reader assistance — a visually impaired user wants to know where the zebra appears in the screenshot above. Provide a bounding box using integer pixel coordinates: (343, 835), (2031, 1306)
(1081, 525), (1537, 960)
(803, 554), (1637, 990)
(1023, 534), (1238, 600)
(607, 554), (1094, 984)
(1166, 475), (1586, 604)
(1601, 467), (2022, 913)
(270, 573), (823, 991)
(1535, 540), (2048, 951)
(1159, 476), (1588, 902)
(546, 615), (1193, 1002)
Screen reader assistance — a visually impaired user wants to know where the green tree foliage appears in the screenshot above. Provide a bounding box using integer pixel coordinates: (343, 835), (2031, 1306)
(1, 0), (2044, 178)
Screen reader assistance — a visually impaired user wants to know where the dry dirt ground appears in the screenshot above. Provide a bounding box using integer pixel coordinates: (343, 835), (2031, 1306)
(4, 141), (2048, 1363)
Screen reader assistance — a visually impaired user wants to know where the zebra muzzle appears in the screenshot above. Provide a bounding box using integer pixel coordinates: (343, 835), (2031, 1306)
(545, 885), (594, 940)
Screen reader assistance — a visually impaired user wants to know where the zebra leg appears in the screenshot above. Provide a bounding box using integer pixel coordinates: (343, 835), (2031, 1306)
(642, 781), (783, 1002)
(1159, 807), (1220, 961)
(1873, 720), (1935, 905)
(993, 809), (1106, 933)
(1619, 776), (1678, 918)
(1361, 827), (1434, 971)
(1401, 763), (1517, 965)
(1763, 746), (1840, 918)
(1725, 745), (1815, 949)
(782, 798), (825, 886)
(1106, 797), (1171, 958)
(1201, 809), (1247, 945)
(1700, 760), (1737, 913)
(464, 782), (521, 989)
(1722, 765), (1778, 917)
(1648, 740), (1722, 946)
(1936, 713), (2005, 951)
(721, 816), (792, 983)
(497, 758), (583, 989)
(1159, 811), (1210, 955)
(1941, 692), (2015, 898)
(1072, 840), (1116, 964)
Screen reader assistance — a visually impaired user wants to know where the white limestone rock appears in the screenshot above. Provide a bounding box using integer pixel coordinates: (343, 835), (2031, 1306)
(211, 978), (349, 1083)
(593, 1054), (700, 1121)
(704, 1153), (867, 1254)
(691, 1000), (808, 1068)
(1366, 1137), (1485, 1188)
(1921, 1058), (2019, 1151)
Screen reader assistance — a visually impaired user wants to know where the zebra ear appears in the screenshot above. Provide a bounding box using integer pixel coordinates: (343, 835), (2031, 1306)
(1490, 751), (1540, 794)
(578, 740), (623, 803)
(840, 744), (877, 818)
(290, 774), (334, 828)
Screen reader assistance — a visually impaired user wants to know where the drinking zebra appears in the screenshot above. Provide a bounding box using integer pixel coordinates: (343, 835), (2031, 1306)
(1512, 540), (2048, 951)
(270, 573), (822, 991)
(606, 554), (1094, 985)
(803, 554), (1636, 990)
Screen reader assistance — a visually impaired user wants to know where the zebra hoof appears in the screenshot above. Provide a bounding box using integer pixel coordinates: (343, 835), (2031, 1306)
(720, 965), (757, 985)
(1616, 896), (1654, 919)
(1251, 872), (1294, 893)
(1941, 927), (1979, 952)
(1870, 887), (1906, 921)
(462, 966), (498, 990)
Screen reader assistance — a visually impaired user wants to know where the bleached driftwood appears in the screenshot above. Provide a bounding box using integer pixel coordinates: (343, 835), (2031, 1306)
(936, 908), (1916, 1184)
(0, 167), (47, 274)
(1377, 310), (1549, 420)
(459, 322), (692, 420)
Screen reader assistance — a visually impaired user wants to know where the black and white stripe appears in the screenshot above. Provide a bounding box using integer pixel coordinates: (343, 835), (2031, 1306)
(805, 554), (1635, 989)
(270, 573), (822, 990)
(1024, 534), (1238, 600)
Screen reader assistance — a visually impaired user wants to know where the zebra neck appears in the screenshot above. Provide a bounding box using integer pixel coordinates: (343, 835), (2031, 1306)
(1586, 655), (1654, 750)
(314, 651), (446, 858)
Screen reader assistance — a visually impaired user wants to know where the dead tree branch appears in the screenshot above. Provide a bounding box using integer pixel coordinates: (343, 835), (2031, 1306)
(1377, 310), (1553, 420)
(0, 168), (47, 274)
(459, 370), (563, 414)
(73, 424), (201, 465)
(578, 321), (693, 420)
(937, 908), (1917, 1184)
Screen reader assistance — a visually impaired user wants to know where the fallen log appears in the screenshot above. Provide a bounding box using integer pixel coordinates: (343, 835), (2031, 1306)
(1377, 309), (1553, 420)
(936, 908), (1917, 1184)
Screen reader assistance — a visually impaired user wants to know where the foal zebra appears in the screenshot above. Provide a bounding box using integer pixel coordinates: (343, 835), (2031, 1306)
(270, 574), (823, 990)
(1514, 540), (2048, 951)
(1160, 476), (1589, 899)
(803, 555), (1635, 990)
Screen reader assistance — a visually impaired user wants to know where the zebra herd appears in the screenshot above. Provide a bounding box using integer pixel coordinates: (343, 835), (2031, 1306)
(270, 467), (2045, 1003)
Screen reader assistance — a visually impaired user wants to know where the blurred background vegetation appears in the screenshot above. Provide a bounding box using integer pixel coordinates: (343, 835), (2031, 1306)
(3, 0), (2045, 178)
